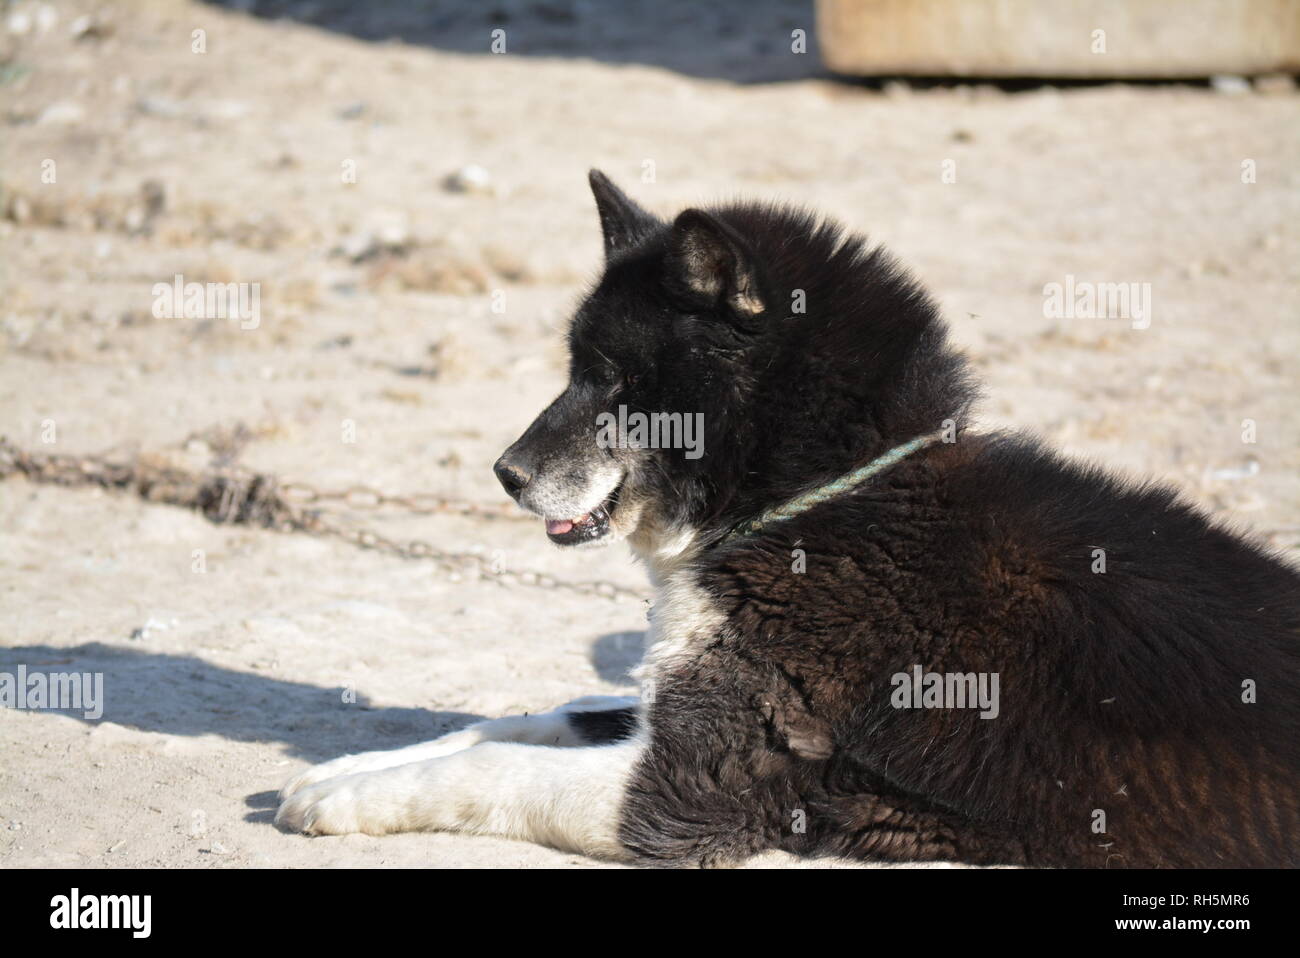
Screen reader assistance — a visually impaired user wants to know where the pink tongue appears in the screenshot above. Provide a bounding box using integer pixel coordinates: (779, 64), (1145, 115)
(547, 519), (574, 535)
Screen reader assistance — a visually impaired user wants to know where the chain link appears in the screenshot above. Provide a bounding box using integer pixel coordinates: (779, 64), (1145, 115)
(0, 436), (644, 604)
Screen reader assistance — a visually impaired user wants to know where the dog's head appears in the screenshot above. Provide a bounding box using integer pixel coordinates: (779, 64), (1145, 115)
(494, 170), (766, 561)
(494, 171), (972, 565)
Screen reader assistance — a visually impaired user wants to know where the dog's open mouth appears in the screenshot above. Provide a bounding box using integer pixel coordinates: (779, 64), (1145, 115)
(544, 482), (622, 546)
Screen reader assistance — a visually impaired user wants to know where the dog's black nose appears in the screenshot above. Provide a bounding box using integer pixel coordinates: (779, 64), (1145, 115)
(493, 456), (531, 501)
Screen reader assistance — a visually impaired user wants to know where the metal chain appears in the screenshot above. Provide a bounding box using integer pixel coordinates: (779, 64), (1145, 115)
(276, 480), (522, 520)
(0, 437), (644, 603)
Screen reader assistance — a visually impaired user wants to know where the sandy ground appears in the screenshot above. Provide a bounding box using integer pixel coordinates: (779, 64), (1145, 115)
(1, 0), (1297, 868)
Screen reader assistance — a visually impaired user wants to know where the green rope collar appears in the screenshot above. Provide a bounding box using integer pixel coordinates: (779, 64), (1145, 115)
(722, 431), (943, 544)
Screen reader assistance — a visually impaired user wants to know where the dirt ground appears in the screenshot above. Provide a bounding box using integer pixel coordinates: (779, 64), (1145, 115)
(1, 0), (1297, 868)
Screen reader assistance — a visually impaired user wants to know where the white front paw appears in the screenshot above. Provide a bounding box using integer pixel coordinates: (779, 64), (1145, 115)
(275, 776), (374, 836)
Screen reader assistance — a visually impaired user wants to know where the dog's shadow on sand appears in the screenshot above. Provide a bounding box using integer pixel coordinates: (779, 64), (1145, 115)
(1, 643), (485, 823)
(590, 630), (645, 685)
(4, 635), (644, 823)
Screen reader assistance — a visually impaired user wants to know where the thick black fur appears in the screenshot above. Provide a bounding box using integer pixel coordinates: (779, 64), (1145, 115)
(529, 172), (1300, 868)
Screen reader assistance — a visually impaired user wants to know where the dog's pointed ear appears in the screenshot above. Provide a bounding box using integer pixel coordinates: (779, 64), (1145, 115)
(589, 169), (658, 259)
(665, 209), (766, 323)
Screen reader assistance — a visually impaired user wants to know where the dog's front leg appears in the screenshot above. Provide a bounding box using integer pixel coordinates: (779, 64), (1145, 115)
(275, 738), (643, 860)
(280, 695), (638, 799)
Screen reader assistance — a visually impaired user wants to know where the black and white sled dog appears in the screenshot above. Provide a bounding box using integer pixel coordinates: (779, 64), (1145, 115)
(278, 171), (1300, 868)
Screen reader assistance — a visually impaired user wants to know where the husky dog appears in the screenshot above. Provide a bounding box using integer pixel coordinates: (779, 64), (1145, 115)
(278, 172), (1300, 868)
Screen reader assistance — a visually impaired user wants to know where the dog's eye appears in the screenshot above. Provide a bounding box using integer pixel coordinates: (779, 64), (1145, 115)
(624, 373), (640, 387)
